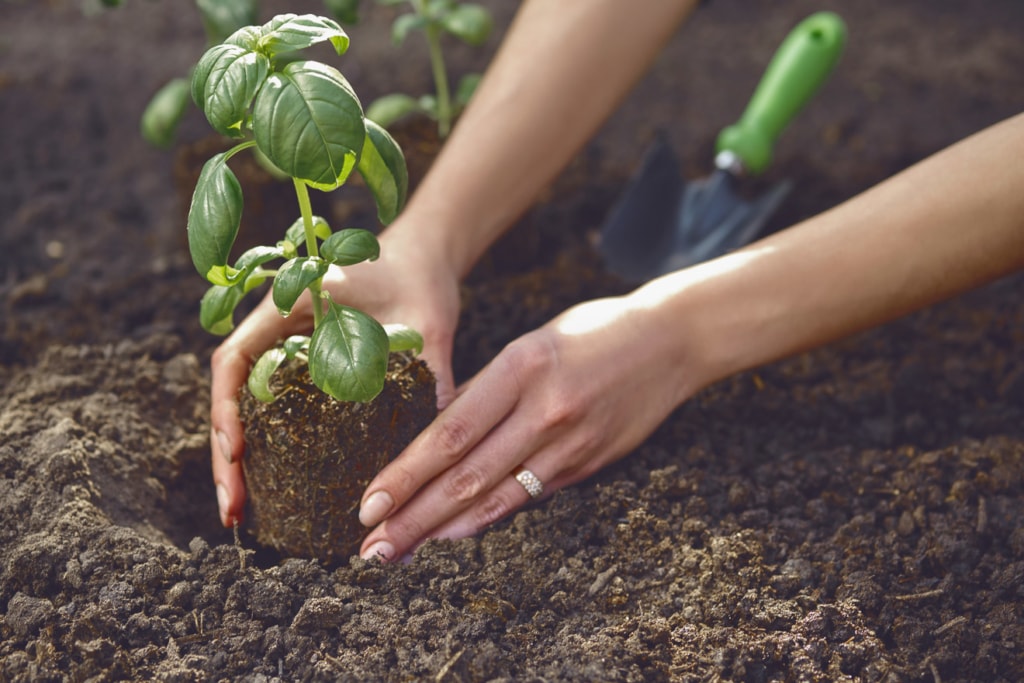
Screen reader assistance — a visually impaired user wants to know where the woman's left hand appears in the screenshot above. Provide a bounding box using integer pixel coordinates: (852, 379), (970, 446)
(357, 293), (694, 561)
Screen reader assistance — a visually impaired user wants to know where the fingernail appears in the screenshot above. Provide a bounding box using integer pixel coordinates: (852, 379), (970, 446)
(359, 491), (394, 527)
(214, 429), (233, 465)
(361, 540), (394, 562)
(216, 484), (230, 526)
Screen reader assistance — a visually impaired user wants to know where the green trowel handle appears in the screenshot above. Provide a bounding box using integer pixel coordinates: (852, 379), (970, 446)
(715, 11), (846, 175)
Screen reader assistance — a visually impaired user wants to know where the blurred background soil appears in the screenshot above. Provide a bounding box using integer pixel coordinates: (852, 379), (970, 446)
(1, 1), (1023, 680)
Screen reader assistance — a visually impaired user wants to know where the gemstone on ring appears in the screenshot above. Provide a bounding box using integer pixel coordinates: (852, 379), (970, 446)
(513, 466), (543, 499)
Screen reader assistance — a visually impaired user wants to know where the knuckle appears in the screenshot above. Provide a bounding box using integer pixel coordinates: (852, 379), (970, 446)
(473, 489), (517, 529)
(381, 513), (425, 546)
(431, 414), (474, 460)
(443, 463), (489, 504)
(500, 334), (558, 386)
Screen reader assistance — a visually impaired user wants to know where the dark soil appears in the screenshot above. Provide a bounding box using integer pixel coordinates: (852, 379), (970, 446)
(3, 0), (1024, 681)
(240, 353), (436, 566)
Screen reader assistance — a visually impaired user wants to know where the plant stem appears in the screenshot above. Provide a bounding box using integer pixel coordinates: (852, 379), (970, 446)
(425, 24), (452, 138)
(411, 0), (452, 137)
(293, 178), (324, 328)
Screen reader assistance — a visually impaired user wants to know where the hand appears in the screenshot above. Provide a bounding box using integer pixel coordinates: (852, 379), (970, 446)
(356, 294), (693, 561)
(209, 228), (462, 527)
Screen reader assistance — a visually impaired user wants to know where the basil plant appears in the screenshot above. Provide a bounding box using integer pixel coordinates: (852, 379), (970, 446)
(188, 13), (421, 403)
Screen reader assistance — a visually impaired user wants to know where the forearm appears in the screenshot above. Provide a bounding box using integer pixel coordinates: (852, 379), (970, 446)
(384, 0), (699, 278)
(632, 112), (1024, 400)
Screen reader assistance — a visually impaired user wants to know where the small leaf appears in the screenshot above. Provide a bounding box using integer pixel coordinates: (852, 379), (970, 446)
(252, 60), (365, 191)
(284, 215), (332, 248)
(248, 347), (289, 402)
(188, 153), (242, 281)
(258, 14), (349, 57)
(283, 335), (310, 357)
(195, 0), (259, 44)
(321, 229), (380, 266)
(356, 119), (408, 224)
(391, 13), (427, 45)
(199, 285), (244, 335)
(309, 302), (389, 402)
(191, 43), (270, 138)
(454, 72), (481, 107)
(384, 324), (424, 354)
(440, 4), (493, 46)
(272, 257), (330, 316)
(206, 264), (244, 287)
(234, 244), (286, 272)
(140, 77), (191, 149)
(365, 93), (421, 129)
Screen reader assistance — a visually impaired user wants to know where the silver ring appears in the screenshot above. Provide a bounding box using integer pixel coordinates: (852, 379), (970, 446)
(513, 467), (543, 499)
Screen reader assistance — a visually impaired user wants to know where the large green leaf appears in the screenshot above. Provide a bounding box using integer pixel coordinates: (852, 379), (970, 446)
(356, 119), (408, 224)
(188, 153), (242, 281)
(309, 302), (389, 402)
(321, 228), (380, 266)
(191, 43), (270, 138)
(252, 60), (365, 191)
(258, 14), (350, 57)
(272, 256), (330, 316)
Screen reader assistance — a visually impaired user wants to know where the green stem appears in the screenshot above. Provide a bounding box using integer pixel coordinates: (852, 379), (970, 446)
(224, 140), (257, 161)
(411, 0), (452, 138)
(293, 178), (324, 328)
(425, 23), (452, 138)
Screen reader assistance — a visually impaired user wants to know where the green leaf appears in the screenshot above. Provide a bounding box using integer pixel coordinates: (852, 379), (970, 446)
(272, 257), (330, 316)
(195, 0), (259, 44)
(321, 229), (380, 266)
(391, 13), (427, 45)
(224, 25), (263, 51)
(440, 4), (493, 46)
(252, 60), (365, 191)
(356, 119), (408, 224)
(199, 285), (244, 335)
(322, 0), (361, 24)
(248, 347), (289, 402)
(140, 77), (191, 148)
(283, 335), (310, 357)
(309, 302), (389, 402)
(258, 14), (350, 57)
(365, 93), (421, 129)
(284, 215), (332, 248)
(384, 324), (424, 354)
(454, 72), (481, 107)
(191, 43), (270, 137)
(188, 153), (243, 281)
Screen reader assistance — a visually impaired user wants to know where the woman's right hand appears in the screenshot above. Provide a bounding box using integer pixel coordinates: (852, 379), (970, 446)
(208, 225), (463, 528)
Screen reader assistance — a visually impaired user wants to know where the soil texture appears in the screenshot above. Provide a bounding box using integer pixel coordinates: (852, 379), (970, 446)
(2, 1), (1024, 681)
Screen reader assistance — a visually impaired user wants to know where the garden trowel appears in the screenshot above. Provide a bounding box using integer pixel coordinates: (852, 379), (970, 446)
(600, 11), (847, 283)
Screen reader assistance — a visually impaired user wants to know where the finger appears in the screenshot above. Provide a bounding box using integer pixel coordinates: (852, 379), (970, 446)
(211, 428), (246, 527)
(209, 297), (312, 522)
(357, 353), (523, 529)
(358, 401), (558, 560)
(425, 463), (548, 542)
